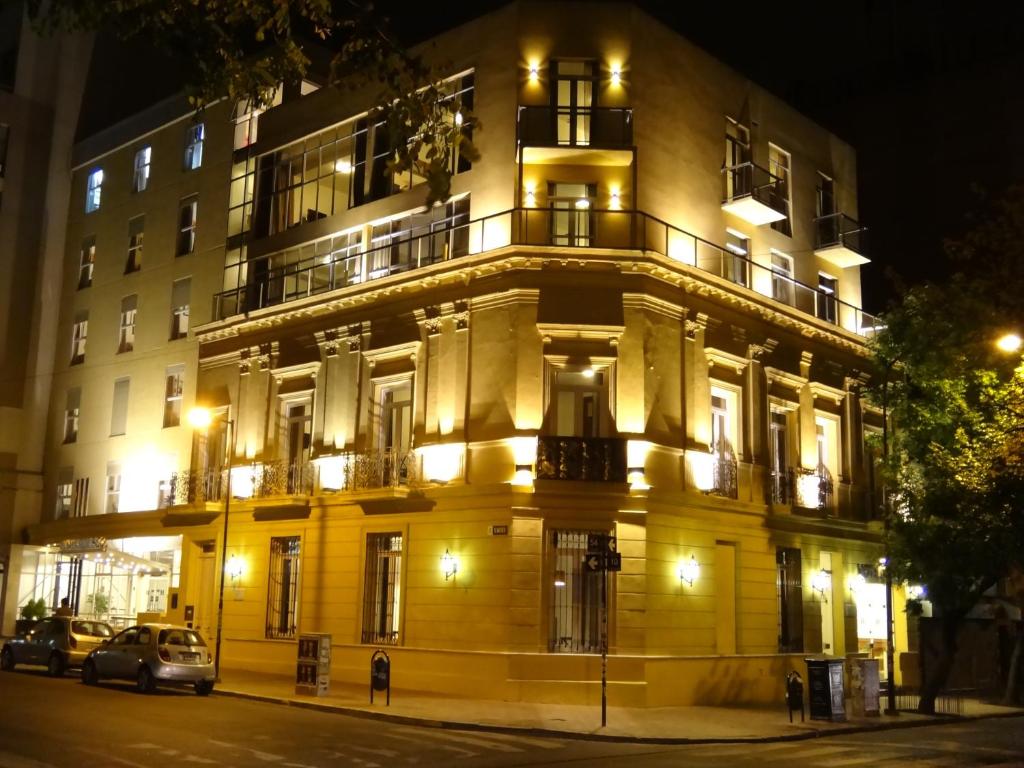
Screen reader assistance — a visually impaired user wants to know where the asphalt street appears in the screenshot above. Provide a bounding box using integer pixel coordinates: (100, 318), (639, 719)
(0, 668), (1022, 767)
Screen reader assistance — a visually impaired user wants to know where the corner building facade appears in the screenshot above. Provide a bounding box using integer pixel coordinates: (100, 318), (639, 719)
(25, 2), (911, 706)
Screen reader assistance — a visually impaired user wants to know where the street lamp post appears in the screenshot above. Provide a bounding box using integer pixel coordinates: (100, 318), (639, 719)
(880, 359), (898, 716)
(188, 406), (235, 683)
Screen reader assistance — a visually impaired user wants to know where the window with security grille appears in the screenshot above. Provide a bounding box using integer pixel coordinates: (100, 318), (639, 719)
(549, 529), (606, 653)
(266, 536), (300, 638)
(362, 533), (402, 645)
(777, 546), (804, 652)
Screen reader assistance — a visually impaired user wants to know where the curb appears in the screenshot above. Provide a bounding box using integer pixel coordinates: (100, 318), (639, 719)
(212, 687), (1024, 745)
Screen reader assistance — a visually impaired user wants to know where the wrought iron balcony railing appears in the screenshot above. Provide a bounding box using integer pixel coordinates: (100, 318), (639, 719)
(159, 469), (225, 507)
(814, 212), (866, 254)
(793, 466), (835, 512)
(318, 449), (419, 493)
(212, 207), (881, 337)
(768, 468), (794, 505)
(252, 460), (316, 498)
(535, 436), (627, 482)
(708, 454), (738, 499)
(722, 161), (789, 219)
(517, 105), (634, 149)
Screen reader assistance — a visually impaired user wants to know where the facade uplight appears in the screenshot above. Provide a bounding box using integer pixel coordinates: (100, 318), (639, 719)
(334, 159), (353, 174)
(610, 63), (622, 86)
(811, 568), (832, 600)
(528, 62), (539, 82)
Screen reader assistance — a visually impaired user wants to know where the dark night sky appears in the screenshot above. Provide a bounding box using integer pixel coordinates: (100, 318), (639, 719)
(78, 1), (1024, 314)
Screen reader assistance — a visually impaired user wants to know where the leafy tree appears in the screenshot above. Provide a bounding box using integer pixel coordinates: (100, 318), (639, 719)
(22, 0), (478, 205)
(870, 186), (1024, 713)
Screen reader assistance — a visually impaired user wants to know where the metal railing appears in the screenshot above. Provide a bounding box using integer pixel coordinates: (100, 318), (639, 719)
(535, 436), (627, 482)
(517, 105), (633, 148)
(159, 469), (225, 507)
(213, 207), (882, 336)
(814, 212), (866, 254)
(319, 449), (419, 492)
(708, 455), (738, 499)
(793, 466), (835, 512)
(768, 469), (794, 505)
(252, 460), (316, 497)
(722, 161), (789, 218)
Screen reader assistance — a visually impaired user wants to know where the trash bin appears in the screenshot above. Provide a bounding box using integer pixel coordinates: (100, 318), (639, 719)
(849, 658), (880, 717)
(805, 658), (846, 722)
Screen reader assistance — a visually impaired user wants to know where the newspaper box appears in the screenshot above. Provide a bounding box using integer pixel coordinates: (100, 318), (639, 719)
(296, 633), (331, 697)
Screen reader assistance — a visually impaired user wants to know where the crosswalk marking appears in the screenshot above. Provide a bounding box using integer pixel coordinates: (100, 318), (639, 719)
(383, 731), (477, 758)
(459, 729), (565, 750)
(389, 726), (525, 753)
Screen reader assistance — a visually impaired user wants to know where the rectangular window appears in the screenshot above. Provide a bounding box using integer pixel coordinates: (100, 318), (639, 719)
(132, 146), (151, 192)
(162, 364), (184, 427)
(63, 387), (81, 443)
(118, 295), (137, 353)
(55, 467), (74, 519)
(549, 182), (595, 247)
(553, 60), (596, 146)
(126, 215), (144, 273)
(724, 228), (749, 287)
(266, 536), (300, 639)
(549, 529), (605, 653)
(769, 408), (791, 504)
(170, 278), (190, 340)
(816, 273), (838, 324)
(70, 311), (88, 364)
(769, 144), (792, 236)
(110, 377), (130, 436)
(361, 532), (403, 644)
(72, 477), (90, 518)
(85, 168), (103, 212)
(770, 250), (794, 305)
(710, 385), (739, 499)
(78, 236), (95, 289)
(105, 462), (121, 514)
(184, 123), (205, 170)
(176, 196), (198, 256)
(365, 197), (470, 279)
(777, 546), (803, 652)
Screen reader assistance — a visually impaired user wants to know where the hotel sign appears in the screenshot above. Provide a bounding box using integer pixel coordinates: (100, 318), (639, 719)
(59, 537), (108, 555)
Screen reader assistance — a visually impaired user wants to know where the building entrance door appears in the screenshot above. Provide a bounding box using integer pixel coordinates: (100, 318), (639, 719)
(193, 548), (216, 640)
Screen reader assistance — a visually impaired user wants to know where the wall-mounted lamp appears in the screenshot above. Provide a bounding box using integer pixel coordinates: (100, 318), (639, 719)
(907, 584), (927, 601)
(441, 549), (459, 581)
(524, 185), (536, 207)
(678, 555), (700, 587)
(627, 466), (648, 491)
(849, 572), (867, 595)
(554, 569), (567, 588)
(528, 62), (539, 82)
(609, 187), (621, 210)
(226, 555), (244, 581)
(811, 568), (832, 601)
(610, 63), (622, 86)
(513, 463), (534, 486)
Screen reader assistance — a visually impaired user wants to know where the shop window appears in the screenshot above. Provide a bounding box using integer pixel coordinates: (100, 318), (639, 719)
(361, 532), (403, 645)
(549, 529), (606, 653)
(776, 546), (803, 652)
(266, 536), (300, 639)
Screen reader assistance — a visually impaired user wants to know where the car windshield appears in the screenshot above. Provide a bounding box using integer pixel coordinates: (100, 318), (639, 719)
(71, 621), (113, 638)
(158, 628), (206, 647)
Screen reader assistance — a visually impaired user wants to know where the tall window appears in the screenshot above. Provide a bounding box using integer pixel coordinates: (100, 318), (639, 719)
(549, 182), (595, 247)
(132, 146), (151, 192)
(78, 236), (95, 289)
(769, 408), (790, 503)
(553, 60), (596, 146)
(777, 546), (803, 652)
(170, 278), (190, 340)
(710, 385), (739, 498)
(184, 123), (205, 170)
(85, 168), (103, 212)
(63, 388), (81, 443)
(177, 196), (198, 255)
(770, 250), (794, 305)
(378, 381), (413, 454)
(361, 533), (402, 644)
(549, 529), (605, 653)
(126, 215), (144, 273)
(267, 536), (300, 639)
(55, 468), (74, 519)
(118, 295), (137, 353)
(110, 377), (130, 436)
(723, 117), (751, 200)
(70, 311), (88, 365)
(816, 273), (838, 324)
(768, 144), (792, 236)
(366, 197), (470, 279)
(162, 365), (184, 427)
(724, 228), (749, 287)
(552, 367), (606, 437)
(105, 462), (121, 514)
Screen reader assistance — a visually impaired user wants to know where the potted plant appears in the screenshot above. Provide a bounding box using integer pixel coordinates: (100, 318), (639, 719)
(14, 597), (47, 635)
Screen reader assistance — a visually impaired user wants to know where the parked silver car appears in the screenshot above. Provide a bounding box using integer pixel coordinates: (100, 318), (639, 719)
(1, 616), (115, 677)
(81, 623), (215, 695)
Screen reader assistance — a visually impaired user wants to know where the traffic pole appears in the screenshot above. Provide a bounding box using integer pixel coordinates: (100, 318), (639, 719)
(601, 566), (608, 728)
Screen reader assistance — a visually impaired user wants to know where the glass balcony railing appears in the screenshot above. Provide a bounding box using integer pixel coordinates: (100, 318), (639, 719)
(721, 162), (789, 224)
(518, 105), (633, 148)
(212, 207), (881, 337)
(814, 212), (866, 255)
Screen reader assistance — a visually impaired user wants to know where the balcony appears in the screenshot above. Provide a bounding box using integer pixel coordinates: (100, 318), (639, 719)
(317, 450), (420, 493)
(814, 212), (869, 268)
(535, 436), (627, 482)
(518, 105), (633, 166)
(768, 469), (794, 505)
(721, 162), (789, 226)
(159, 470), (225, 507)
(707, 455), (738, 499)
(793, 466), (835, 513)
(212, 207), (881, 337)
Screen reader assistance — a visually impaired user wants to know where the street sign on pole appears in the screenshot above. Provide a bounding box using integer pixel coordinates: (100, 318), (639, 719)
(606, 552), (622, 572)
(584, 553), (603, 571)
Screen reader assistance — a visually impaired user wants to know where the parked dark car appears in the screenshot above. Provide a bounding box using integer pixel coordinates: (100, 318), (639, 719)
(82, 623), (215, 695)
(1, 616), (115, 676)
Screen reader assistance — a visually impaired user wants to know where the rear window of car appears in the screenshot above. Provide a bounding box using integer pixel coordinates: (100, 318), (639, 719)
(71, 621), (113, 638)
(158, 629), (206, 647)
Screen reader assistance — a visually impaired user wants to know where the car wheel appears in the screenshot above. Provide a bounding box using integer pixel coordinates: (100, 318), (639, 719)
(136, 665), (156, 694)
(81, 660), (98, 686)
(195, 680), (214, 696)
(0, 647), (14, 672)
(47, 652), (65, 678)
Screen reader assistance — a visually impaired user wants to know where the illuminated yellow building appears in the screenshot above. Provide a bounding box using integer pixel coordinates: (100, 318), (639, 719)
(16, 2), (911, 706)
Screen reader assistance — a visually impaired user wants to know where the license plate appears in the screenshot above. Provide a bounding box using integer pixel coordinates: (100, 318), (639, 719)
(179, 651), (200, 661)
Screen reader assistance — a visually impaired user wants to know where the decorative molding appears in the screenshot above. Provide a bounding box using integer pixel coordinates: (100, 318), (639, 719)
(272, 360), (322, 386)
(808, 381), (845, 406)
(685, 312), (709, 339)
(800, 351), (814, 379)
(704, 346), (749, 375)
(764, 366), (808, 391)
(536, 323), (624, 347)
(362, 340), (422, 369)
(747, 338), (778, 361)
(622, 293), (688, 321)
(470, 288), (540, 312)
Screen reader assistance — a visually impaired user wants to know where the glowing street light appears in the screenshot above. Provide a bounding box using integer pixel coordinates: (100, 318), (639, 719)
(996, 333), (1022, 353)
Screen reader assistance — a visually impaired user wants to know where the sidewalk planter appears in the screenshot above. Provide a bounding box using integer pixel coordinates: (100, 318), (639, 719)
(806, 658), (846, 722)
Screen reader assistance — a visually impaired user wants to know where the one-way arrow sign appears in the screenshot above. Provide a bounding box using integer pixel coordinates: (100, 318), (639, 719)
(585, 553), (603, 571)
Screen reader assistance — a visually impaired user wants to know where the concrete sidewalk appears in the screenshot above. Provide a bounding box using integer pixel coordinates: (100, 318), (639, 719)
(214, 668), (1024, 743)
